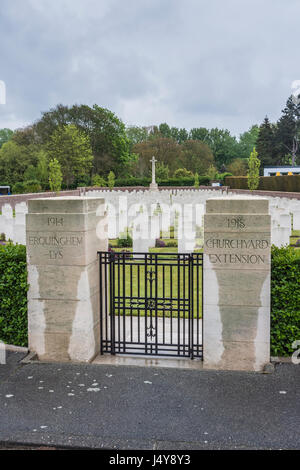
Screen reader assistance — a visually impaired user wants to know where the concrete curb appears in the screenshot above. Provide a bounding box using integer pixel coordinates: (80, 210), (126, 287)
(3, 344), (28, 353)
(20, 351), (37, 363)
(271, 356), (295, 364)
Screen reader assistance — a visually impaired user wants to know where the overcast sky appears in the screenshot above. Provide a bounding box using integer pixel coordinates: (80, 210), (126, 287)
(0, 0), (299, 136)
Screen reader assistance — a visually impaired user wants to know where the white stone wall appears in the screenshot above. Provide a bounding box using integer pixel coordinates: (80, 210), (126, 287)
(86, 188), (299, 250)
(1, 189), (299, 248)
(0, 202), (28, 244)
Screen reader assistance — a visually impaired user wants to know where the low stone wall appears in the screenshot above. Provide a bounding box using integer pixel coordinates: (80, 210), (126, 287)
(228, 188), (300, 200)
(1, 186), (300, 213)
(85, 185), (300, 200)
(83, 185), (228, 193)
(0, 190), (80, 212)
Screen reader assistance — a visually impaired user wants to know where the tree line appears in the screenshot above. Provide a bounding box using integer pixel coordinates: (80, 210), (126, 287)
(0, 94), (298, 192)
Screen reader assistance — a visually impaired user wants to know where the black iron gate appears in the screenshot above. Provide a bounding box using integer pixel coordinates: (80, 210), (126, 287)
(98, 251), (203, 359)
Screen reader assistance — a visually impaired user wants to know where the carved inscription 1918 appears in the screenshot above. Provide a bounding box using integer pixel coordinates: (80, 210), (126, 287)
(206, 216), (269, 265)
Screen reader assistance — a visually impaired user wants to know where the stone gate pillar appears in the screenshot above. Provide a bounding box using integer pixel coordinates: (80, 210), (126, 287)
(26, 197), (107, 362)
(203, 198), (271, 371)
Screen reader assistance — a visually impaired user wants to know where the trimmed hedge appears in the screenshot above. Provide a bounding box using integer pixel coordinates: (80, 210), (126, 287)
(225, 175), (300, 192)
(114, 176), (210, 187)
(271, 246), (300, 356)
(0, 243), (28, 346)
(12, 180), (42, 194)
(159, 176), (210, 186)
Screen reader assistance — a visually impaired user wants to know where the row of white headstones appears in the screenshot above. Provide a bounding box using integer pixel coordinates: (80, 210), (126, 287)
(0, 189), (299, 250)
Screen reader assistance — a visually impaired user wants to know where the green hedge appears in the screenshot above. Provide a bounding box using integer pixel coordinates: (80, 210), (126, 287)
(0, 243), (299, 356)
(115, 177), (151, 187)
(0, 243), (28, 346)
(159, 176), (210, 186)
(114, 176), (210, 187)
(225, 175), (300, 192)
(271, 246), (300, 356)
(12, 180), (42, 194)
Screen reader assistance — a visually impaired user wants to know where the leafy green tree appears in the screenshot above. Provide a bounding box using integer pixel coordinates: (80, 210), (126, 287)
(174, 128), (189, 143)
(35, 104), (133, 176)
(12, 182), (25, 194)
(21, 151), (49, 189)
(23, 180), (42, 193)
(189, 127), (210, 142)
(0, 140), (39, 184)
(155, 162), (169, 181)
(12, 126), (36, 146)
(91, 174), (106, 187)
(158, 123), (172, 139)
(126, 126), (149, 146)
(47, 124), (93, 187)
(207, 128), (239, 168)
(49, 158), (63, 192)
(207, 165), (218, 181)
(194, 172), (199, 188)
(189, 128), (239, 168)
(132, 137), (182, 176)
(174, 168), (193, 178)
(227, 158), (248, 176)
(150, 124), (188, 144)
(23, 165), (39, 181)
(107, 171), (115, 189)
(238, 125), (259, 159)
(0, 128), (13, 148)
(36, 150), (49, 189)
(179, 140), (214, 175)
(247, 147), (260, 190)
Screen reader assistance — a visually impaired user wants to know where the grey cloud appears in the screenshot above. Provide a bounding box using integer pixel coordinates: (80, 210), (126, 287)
(0, 0), (299, 135)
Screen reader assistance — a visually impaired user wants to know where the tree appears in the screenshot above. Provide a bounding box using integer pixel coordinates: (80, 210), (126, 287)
(189, 127), (210, 142)
(211, 128), (240, 167)
(19, 150), (49, 189)
(49, 158), (62, 192)
(227, 158), (248, 176)
(179, 140), (214, 175)
(256, 117), (276, 168)
(0, 140), (39, 184)
(46, 124), (93, 187)
(175, 128), (189, 143)
(194, 172), (199, 188)
(238, 125), (259, 159)
(36, 150), (49, 189)
(155, 162), (169, 181)
(126, 126), (149, 146)
(207, 165), (218, 181)
(158, 123), (172, 139)
(24, 165), (39, 181)
(247, 147), (260, 190)
(0, 128), (13, 148)
(132, 137), (182, 176)
(174, 168), (193, 178)
(274, 96), (300, 166)
(107, 171), (115, 190)
(35, 104), (133, 176)
(150, 124), (188, 143)
(91, 174), (107, 187)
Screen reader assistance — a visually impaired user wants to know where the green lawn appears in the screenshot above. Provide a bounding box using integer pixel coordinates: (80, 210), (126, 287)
(109, 256), (203, 319)
(290, 229), (300, 248)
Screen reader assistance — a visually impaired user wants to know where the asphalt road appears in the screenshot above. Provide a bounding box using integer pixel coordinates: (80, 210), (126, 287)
(0, 351), (299, 450)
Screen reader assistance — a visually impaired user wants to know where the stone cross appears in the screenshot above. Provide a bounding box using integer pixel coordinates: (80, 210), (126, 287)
(149, 156), (158, 190)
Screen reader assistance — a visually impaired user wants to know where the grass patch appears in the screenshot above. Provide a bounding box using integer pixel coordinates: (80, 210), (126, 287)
(110, 256), (202, 319)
